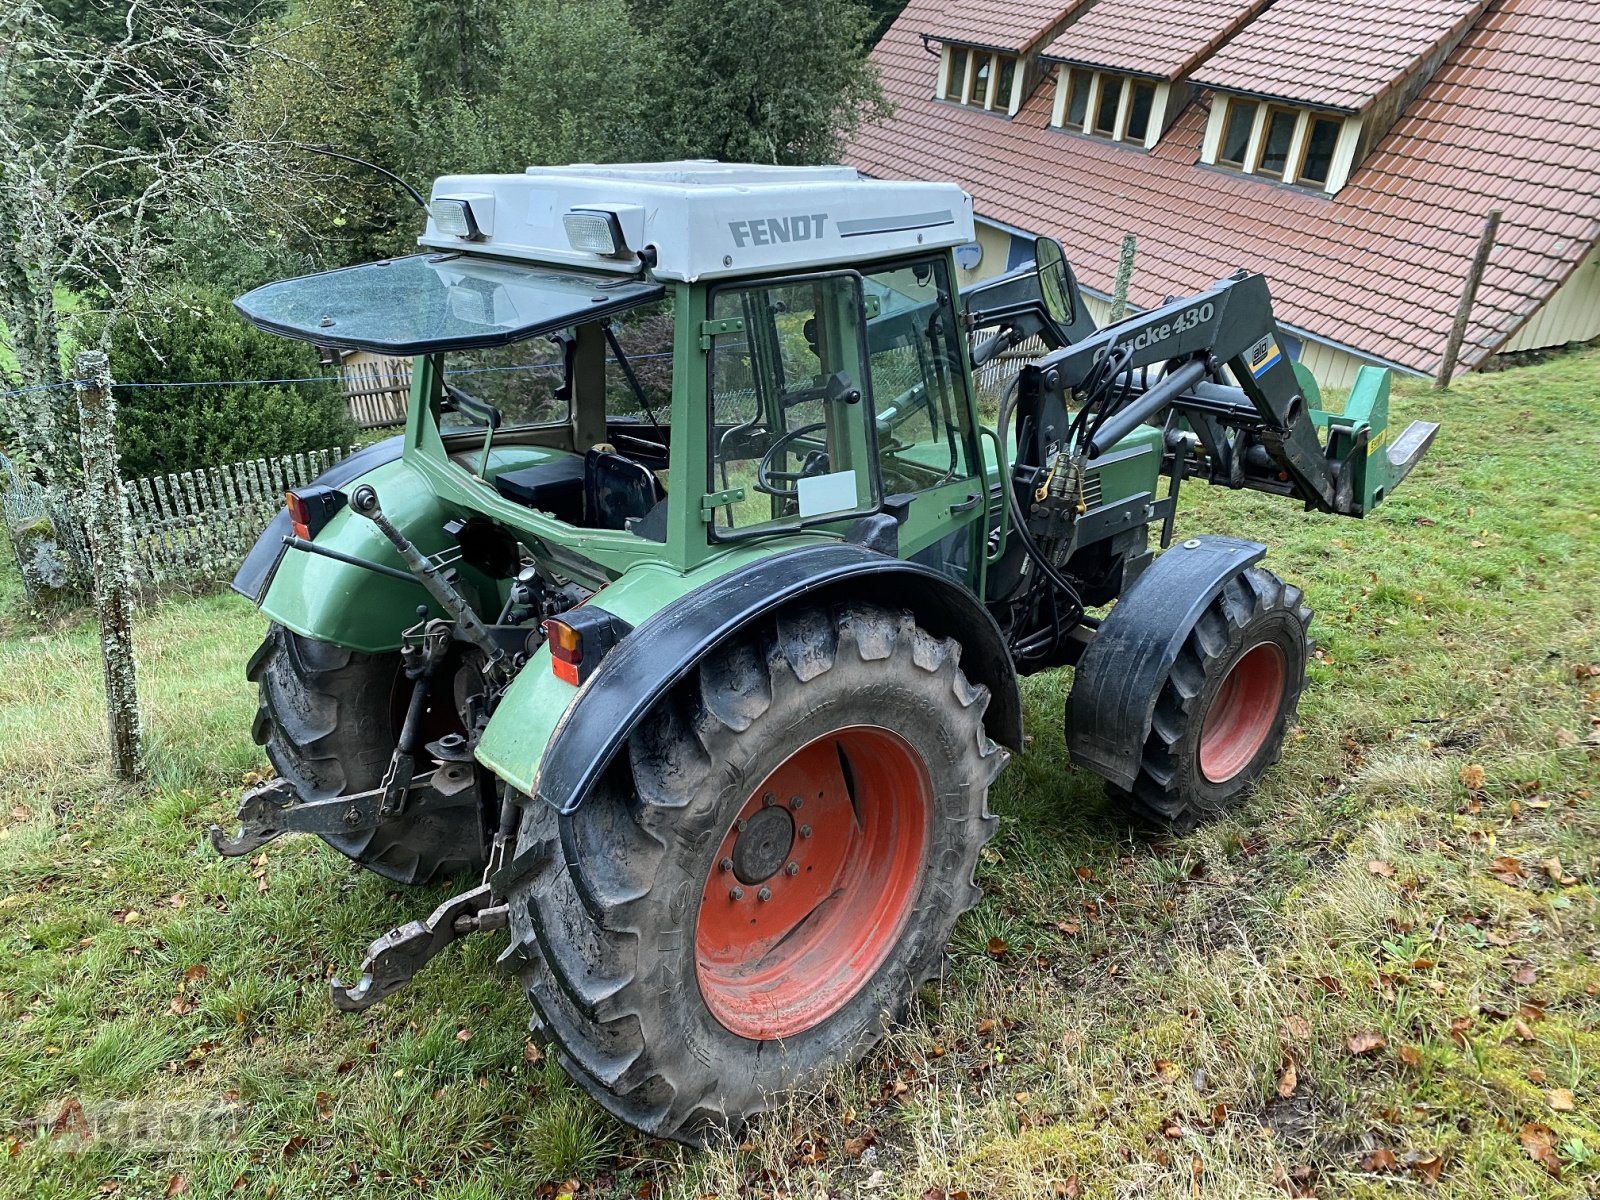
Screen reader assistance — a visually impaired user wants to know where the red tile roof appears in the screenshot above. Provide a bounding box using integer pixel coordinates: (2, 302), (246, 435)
(1043, 0), (1273, 82)
(1193, 0), (1495, 112)
(919, 1), (1089, 54)
(847, 0), (1600, 377)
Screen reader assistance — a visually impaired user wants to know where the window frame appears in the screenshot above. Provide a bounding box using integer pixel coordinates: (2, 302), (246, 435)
(1052, 66), (1164, 148)
(702, 268), (884, 543)
(1209, 95), (1353, 192)
(939, 44), (1021, 114)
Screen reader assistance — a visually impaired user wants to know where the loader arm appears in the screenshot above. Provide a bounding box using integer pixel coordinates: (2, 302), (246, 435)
(1019, 271), (1438, 517)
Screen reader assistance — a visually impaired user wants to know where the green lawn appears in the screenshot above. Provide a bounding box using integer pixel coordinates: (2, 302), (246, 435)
(1, 349), (1596, 1199)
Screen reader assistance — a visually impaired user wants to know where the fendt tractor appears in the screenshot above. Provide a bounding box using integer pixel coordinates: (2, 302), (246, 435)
(215, 161), (1437, 1142)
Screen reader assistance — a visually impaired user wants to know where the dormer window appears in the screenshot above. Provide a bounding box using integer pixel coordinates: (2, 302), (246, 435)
(1052, 67), (1163, 147)
(1204, 95), (1358, 193)
(939, 43), (1023, 115)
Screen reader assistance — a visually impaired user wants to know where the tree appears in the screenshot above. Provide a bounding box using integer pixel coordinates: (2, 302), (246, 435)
(641, 0), (891, 165)
(0, 0), (310, 486)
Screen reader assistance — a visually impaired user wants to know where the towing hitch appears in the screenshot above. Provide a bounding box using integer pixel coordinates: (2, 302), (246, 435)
(208, 761), (478, 857)
(329, 883), (509, 1011)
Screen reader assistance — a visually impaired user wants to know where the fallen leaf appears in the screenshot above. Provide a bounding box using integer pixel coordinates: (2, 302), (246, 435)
(183, 964), (208, 985)
(1053, 1180), (1080, 1199)
(986, 936), (1009, 958)
(843, 1136), (870, 1159)
(1511, 966), (1537, 986)
(1548, 1088), (1575, 1112)
(1346, 1031), (1387, 1056)
(1520, 1123), (1561, 1178)
(1405, 1151), (1443, 1184)
(1055, 919), (1081, 936)
(523, 1041), (543, 1065)
(165, 1175), (187, 1197)
(1512, 1019), (1536, 1042)
(1398, 1044), (1423, 1068)
(455, 1028), (473, 1043)
(1541, 857), (1578, 886)
(1284, 1015), (1312, 1039)
(1459, 764), (1486, 791)
(1367, 860), (1395, 877)
(1361, 1148), (1399, 1172)
(1276, 1056), (1298, 1098)
(169, 996), (191, 1015)
(976, 1018), (997, 1036)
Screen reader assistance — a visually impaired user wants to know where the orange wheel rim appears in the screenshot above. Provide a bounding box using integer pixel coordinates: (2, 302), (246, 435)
(694, 726), (932, 1040)
(1199, 643), (1286, 783)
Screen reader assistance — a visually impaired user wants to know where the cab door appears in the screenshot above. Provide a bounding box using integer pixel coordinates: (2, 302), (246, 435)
(862, 254), (986, 589)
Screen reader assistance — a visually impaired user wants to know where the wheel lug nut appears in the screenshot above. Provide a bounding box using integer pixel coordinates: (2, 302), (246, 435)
(786, 862), (799, 876)
(757, 887), (772, 902)
(729, 887), (744, 900)
(799, 825), (812, 838)
(719, 857), (733, 872)
(789, 796), (803, 810)
(736, 818), (748, 831)
(763, 792), (774, 807)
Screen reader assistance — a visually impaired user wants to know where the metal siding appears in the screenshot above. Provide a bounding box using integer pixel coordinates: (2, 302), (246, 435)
(1502, 245), (1600, 353)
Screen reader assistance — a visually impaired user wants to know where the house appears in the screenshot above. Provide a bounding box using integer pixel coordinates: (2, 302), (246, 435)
(847, 0), (1600, 387)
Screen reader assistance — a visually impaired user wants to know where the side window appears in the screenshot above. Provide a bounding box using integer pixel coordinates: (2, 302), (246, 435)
(605, 300), (674, 427)
(440, 339), (569, 429)
(707, 273), (878, 535)
(863, 257), (975, 492)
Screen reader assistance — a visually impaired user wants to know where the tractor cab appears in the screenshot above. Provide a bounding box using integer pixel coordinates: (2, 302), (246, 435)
(234, 162), (999, 585)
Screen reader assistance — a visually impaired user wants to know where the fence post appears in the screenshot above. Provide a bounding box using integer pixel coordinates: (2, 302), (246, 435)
(1110, 234), (1137, 323)
(1435, 209), (1502, 391)
(73, 350), (144, 782)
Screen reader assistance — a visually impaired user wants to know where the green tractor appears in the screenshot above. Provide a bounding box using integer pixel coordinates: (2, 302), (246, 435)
(217, 161), (1436, 1142)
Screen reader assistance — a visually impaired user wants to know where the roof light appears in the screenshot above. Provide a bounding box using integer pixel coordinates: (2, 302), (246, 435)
(563, 208), (627, 257)
(431, 198), (479, 239)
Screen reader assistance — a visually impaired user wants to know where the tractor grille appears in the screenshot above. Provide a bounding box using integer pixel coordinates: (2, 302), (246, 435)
(1079, 470), (1104, 510)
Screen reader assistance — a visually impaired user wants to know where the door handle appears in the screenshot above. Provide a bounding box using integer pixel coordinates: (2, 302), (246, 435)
(949, 493), (980, 515)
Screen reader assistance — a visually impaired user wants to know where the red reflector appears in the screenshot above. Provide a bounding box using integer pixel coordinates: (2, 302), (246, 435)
(552, 657), (580, 686)
(284, 491), (311, 540)
(543, 619), (583, 664)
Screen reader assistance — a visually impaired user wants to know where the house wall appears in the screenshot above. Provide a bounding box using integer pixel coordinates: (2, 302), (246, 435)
(956, 220), (1022, 288)
(1501, 245), (1600, 353)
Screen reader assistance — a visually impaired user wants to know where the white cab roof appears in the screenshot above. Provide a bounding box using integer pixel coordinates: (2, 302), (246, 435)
(419, 160), (975, 282)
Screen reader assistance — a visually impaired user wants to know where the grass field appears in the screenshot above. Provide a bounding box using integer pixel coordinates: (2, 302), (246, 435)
(1, 349), (1596, 1199)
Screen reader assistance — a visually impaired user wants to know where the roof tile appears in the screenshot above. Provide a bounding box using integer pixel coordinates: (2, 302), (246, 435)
(846, 0), (1600, 375)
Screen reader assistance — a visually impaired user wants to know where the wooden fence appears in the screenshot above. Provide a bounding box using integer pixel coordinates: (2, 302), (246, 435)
(340, 356), (411, 429)
(121, 447), (352, 585)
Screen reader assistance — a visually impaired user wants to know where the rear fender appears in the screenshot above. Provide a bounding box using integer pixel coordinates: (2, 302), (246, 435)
(1065, 535), (1266, 791)
(238, 445), (472, 654)
(483, 543), (1021, 892)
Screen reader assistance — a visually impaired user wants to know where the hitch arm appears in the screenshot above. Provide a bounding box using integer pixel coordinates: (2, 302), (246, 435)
(329, 884), (508, 1011)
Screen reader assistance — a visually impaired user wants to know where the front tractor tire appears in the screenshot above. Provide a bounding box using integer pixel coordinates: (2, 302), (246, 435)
(508, 604), (1005, 1143)
(248, 624), (488, 885)
(1116, 566), (1312, 831)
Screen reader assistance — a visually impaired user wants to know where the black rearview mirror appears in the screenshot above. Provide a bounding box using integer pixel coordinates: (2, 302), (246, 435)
(1034, 236), (1073, 328)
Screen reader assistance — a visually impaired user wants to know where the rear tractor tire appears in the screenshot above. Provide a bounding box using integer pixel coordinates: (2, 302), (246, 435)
(248, 624), (489, 885)
(507, 603), (1006, 1144)
(1116, 566), (1312, 832)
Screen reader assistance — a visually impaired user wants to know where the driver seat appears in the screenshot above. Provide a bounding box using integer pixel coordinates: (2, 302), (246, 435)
(585, 448), (663, 530)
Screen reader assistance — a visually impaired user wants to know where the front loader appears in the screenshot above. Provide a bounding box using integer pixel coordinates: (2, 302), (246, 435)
(214, 161), (1436, 1143)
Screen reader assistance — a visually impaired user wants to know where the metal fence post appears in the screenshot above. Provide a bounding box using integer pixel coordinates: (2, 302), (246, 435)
(1110, 234), (1137, 323)
(73, 350), (144, 782)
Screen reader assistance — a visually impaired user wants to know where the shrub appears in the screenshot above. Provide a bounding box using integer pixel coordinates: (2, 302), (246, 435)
(95, 290), (356, 481)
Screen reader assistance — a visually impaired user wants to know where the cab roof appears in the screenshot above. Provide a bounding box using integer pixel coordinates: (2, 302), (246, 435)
(420, 160), (976, 282)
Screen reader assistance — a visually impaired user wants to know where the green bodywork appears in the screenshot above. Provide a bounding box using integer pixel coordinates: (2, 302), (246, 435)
(249, 246), (1403, 799)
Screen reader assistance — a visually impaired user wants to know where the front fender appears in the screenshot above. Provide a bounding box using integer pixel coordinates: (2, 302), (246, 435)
(483, 543), (1022, 893)
(1065, 535), (1266, 791)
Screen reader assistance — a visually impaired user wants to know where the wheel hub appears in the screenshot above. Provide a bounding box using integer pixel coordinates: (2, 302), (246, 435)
(731, 805), (795, 884)
(694, 726), (932, 1041)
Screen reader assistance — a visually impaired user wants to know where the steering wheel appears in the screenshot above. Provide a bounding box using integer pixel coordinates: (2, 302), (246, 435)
(755, 422), (829, 497)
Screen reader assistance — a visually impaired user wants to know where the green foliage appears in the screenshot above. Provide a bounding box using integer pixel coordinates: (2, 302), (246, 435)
(88, 290), (354, 480)
(640, 0), (890, 164)
(229, 0), (891, 260)
(419, 0), (650, 178)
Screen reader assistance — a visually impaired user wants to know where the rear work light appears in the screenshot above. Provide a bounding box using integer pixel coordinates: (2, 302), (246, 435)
(284, 485), (347, 542)
(541, 606), (634, 687)
(430, 197), (480, 239)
